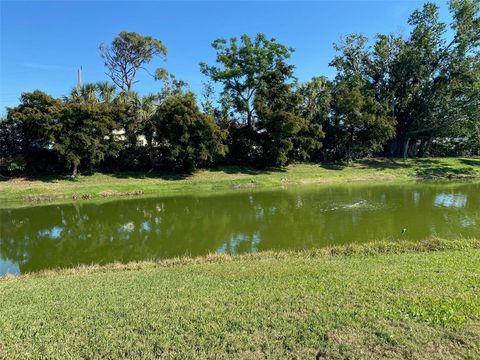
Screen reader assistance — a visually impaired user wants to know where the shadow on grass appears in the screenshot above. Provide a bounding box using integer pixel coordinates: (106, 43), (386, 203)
(107, 171), (189, 181)
(0, 174), (78, 183)
(320, 158), (411, 171)
(355, 157), (476, 178)
(410, 158), (442, 165)
(2, 166), (285, 183)
(210, 165), (287, 175)
(356, 158), (413, 170)
(1, 171), (190, 183)
(416, 165), (476, 178)
(320, 162), (346, 171)
(408, 157), (477, 178)
(459, 158), (480, 167)
(3, 158), (478, 183)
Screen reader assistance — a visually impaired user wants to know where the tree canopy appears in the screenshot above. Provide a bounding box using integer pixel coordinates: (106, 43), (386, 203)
(100, 32), (167, 91)
(200, 33), (294, 129)
(1, 1), (479, 176)
(153, 91), (227, 172)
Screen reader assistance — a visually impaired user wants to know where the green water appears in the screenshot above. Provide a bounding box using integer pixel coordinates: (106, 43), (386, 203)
(1, 181), (479, 275)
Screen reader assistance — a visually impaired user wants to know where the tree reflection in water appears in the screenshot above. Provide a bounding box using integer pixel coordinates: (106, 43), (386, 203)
(1, 182), (479, 274)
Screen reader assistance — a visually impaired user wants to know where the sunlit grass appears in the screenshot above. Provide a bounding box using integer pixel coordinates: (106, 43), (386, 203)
(1, 239), (479, 358)
(1, 157), (479, 207)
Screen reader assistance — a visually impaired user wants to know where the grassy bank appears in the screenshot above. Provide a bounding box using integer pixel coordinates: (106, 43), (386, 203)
(1, 157), (479, 206)
(1, 239), (479, 358)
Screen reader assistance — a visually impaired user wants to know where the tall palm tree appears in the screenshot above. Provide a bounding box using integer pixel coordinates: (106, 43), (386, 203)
(64, 83), (98, 104)
(138, 94), (159, 146)
(96, 82), (116, 103)
(80, 83), (98, 104)
(138, 94), (158, 123)
(113, 91), (159, 147)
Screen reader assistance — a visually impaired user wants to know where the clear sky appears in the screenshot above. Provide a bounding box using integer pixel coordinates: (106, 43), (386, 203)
(1, 0), (452, 112)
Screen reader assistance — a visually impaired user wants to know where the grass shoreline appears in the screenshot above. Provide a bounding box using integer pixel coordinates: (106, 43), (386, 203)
(1, 238), (479, 358)
(1, 157), (479, 207)
(2, 237), (479, 280)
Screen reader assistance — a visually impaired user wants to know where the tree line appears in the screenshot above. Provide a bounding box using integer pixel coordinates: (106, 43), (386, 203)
(1, 0), (478, 176)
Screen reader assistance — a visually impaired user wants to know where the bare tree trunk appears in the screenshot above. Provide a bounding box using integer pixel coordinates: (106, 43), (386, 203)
(247, 109), (253, 129)
(410, 140), (419, 157)
(72, 163), (78, 177)
(402, 138), (410, 159)
(416, 140), (424, 158)
(386, 138), (397, 157)
(424, 137), (433, 156)
(417, 137), (433, 157)
(347, 140), (352, 164)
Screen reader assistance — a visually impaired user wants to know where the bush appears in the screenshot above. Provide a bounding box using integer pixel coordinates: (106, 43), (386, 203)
(154, 92), (227, 172)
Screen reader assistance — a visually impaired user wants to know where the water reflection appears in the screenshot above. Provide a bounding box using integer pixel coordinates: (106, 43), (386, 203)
(38, 226), (63, 239)
(1, 182), (479, 275)
(434, 193), (467, 208)
(0, 258), (20, 276)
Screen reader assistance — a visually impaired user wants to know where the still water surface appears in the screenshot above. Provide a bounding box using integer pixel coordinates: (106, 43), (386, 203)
(1, 181), (479, 275)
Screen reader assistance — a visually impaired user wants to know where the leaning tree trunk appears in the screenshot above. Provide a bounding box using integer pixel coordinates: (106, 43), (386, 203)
(402, 138), (410, 159)
(418, 136), (433, 157)
(409, 140), (419, 158)
(425, 137), (434, 156)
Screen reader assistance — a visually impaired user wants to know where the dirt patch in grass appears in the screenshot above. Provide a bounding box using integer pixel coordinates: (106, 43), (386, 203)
(99, 190), (145, 197)
(23, 194), (58, 202)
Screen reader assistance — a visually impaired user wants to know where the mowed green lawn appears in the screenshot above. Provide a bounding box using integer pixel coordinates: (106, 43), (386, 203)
(1, 157), (479, 206)
(1, 240), (479, 359)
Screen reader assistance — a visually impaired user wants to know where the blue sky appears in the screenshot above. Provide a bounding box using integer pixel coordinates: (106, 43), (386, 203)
(1, 1), (451, 112)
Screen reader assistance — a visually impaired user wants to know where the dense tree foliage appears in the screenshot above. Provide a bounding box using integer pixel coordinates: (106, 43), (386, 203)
(254, 61), (324, 166)
(1, 89), (121, 176)
(328, 35), (396, 160)
(1, 1), (478, 176)
(201, 33), (324, 166)
(379, 1), (479, 157)
(56, 102), (120, 176)
(2, 91), (63, 173)
(200, 33), (294, 129)
(153, 92), (227, 172)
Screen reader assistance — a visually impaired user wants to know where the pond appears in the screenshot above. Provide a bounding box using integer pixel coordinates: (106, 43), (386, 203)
(1, 181), (479, 275)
